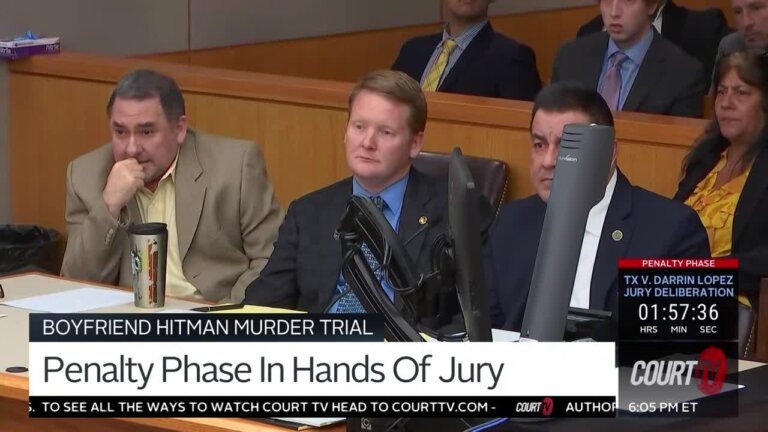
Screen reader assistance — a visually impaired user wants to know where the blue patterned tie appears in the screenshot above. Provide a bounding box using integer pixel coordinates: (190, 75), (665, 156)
(336, 196), (386, 313)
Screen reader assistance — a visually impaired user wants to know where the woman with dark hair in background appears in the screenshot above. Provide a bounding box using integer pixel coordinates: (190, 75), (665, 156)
(675, 50), (768, 309)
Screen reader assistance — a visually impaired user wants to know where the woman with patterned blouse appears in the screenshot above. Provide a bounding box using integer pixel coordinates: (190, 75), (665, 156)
(675, 50), (768, 309)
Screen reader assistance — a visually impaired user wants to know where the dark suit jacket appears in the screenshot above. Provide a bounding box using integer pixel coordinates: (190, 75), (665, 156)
(485, 171), (710, 333)
(552, 30), (706, 118)
(577, 1), (731, 89)
(392, 22), (541, 101)
(675, 142), (768, 297)
(244, 169), (488, 324)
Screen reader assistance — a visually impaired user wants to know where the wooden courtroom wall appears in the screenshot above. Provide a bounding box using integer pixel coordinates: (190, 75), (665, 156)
(8, 53), (708, 234)
(141, 0), (734, 83)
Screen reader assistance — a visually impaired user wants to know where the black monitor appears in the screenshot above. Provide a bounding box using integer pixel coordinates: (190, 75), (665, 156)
(448, 148), (492, 342)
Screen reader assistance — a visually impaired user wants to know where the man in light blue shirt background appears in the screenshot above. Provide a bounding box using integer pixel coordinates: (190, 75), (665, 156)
(551, 0), (706, 118)
(597, 26), (654, 110)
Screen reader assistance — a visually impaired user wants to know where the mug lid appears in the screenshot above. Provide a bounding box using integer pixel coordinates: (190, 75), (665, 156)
(127, 223), (167, 235)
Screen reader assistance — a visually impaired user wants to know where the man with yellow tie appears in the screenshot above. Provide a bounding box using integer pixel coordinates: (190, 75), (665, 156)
(392, 0), (541, 101)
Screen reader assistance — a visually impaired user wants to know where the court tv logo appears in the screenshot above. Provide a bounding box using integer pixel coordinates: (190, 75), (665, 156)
(515, 397), (553, 416)
(630, 346), (727, 395)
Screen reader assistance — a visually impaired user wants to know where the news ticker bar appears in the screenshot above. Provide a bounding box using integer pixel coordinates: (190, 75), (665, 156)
(29, 314), (384, 342)
(28, 396), (617, 418)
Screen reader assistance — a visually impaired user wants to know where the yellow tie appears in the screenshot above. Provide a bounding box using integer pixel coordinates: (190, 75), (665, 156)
(422, 39), (458, 91)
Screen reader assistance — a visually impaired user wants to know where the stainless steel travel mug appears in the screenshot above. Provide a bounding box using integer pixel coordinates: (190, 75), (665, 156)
(127, 223), (167, 308)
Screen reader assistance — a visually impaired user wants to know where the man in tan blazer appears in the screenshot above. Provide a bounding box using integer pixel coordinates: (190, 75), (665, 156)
(61, 69), (283, 303)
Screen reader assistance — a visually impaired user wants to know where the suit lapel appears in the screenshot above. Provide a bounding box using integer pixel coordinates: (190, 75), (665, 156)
(733, 147), (768, 242)
(623, 31), (664, 111)
(394, 170), (433, 311)
(660, 2), (684, 47)
(591, 171), (633, 310)
(582, 33), (609, 89)
(175, 131), (206, 261)
(439, 23), (492, 91)
(674, 157), (718, 201)
(398, 170), (433, 262)
(317, 180), (354, 311)
(415, 35), (443, 79)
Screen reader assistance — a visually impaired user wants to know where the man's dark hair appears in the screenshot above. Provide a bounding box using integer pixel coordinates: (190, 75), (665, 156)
(530, 82), (614, 128)
(106, 69), (186, 122)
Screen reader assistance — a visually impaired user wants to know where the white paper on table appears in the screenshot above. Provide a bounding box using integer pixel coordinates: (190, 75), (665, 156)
(159, 309), (202, 314)
(0, 287), (133, 313)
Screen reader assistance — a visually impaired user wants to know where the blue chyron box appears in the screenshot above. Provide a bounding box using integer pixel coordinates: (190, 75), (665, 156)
(0, 36), (60, 60)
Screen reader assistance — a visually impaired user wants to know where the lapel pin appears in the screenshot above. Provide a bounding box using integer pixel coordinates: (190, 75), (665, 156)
(612, 230), (623, 242)
(418, 216), (428, 226)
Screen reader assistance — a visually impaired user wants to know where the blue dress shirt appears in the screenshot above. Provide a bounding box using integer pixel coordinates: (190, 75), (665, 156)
(597, 28), (654, 110)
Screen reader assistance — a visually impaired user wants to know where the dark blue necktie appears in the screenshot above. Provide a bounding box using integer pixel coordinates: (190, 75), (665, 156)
(336, 196), (386, 313)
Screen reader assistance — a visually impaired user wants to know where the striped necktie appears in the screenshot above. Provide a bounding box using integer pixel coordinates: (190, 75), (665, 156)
(598, 51), (627, 111)
(422, 39), (458, 92)
(335, 196), (386, 313)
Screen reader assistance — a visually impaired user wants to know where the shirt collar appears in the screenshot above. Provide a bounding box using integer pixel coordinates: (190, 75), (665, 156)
(606, 26), (654, 66)
(654, 0), (667, 20)
(442, 19), (488, 50)
(352, 172), (409, 216)
(160, 146), (181, 184)
(585, 170), (618, 236)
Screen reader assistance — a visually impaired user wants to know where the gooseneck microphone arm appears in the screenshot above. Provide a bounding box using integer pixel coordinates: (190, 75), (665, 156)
(335, 195), (424, 342)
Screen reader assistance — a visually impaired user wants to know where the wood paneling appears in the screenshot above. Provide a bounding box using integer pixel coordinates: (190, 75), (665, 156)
(491, 6), (598, 82)
(140, 0), (734, 83)
(9, 53), (707, 234)
(143, 23), (441, 82)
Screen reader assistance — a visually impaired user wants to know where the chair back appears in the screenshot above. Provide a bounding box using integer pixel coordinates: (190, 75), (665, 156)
(413, 151), (509, 215)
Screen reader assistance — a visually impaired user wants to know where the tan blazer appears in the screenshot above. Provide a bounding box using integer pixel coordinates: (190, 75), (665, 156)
(61, 129), (283, 303)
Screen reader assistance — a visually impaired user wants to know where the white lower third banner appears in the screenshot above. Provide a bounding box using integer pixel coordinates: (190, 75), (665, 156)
(28, 342), (618, 417)
(30, 342), (616, 397)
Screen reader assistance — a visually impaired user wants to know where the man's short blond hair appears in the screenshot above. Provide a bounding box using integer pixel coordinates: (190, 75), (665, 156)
(348, 70), (427, 135)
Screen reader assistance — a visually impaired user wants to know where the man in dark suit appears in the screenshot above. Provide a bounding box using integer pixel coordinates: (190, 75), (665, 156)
(484, 83), (710, 334)
(244, 70), (470, 323)
(392, 0), (541, 101)
(552, 0), (706, 118)
(716, 0), (768, 72)
(577, 0), (731, 88)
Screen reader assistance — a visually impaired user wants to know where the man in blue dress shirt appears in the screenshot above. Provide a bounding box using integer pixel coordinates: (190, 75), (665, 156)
(244, 70), (484, 323)
(552, 0), (705, 118)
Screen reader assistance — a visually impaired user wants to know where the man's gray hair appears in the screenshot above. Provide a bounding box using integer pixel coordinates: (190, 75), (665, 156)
(106, 69), (185, 122)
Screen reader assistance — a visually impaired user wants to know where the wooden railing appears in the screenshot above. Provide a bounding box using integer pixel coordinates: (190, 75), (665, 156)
(8, 52), (708, 234)
(139, 0), (734, 83)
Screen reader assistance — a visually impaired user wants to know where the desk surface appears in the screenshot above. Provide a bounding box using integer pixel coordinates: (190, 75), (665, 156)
(0, 273), (345, 432)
